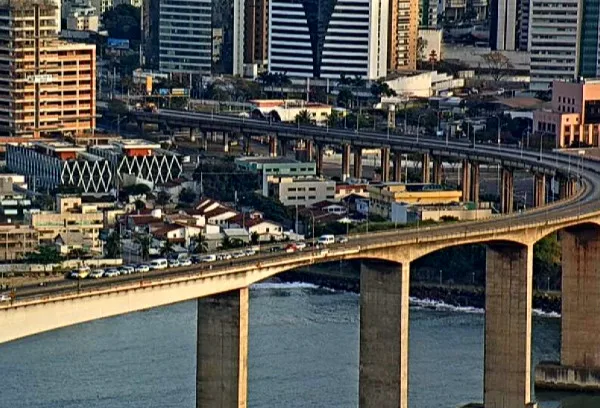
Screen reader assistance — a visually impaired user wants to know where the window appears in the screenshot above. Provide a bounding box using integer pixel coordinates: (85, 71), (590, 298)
(326, 195), (335, 199)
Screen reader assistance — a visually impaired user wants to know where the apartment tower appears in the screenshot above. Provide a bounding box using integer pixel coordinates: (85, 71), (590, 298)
(387, 0), (419, 71)
(244, 0), (268, 68)
(0, 0), (96, 138)
(490, 0), (529, 50)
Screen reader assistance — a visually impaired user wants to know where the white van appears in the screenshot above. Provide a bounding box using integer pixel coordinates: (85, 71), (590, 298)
(317, 235), (335, 245)
(149, 258), (168, 270)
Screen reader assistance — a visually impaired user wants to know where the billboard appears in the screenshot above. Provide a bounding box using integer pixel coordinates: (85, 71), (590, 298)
(158, 88), (170, 96)
(107, 38), (130, 50)
(171, 88), (189, 96)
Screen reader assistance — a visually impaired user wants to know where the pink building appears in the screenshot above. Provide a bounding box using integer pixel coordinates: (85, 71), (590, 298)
(533, 79), (600, 148)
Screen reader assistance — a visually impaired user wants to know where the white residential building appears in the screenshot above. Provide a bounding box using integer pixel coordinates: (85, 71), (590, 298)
(268, 0), (388, 79)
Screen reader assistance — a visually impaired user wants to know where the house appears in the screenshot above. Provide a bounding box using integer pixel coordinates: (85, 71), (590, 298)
(228, 214), (284, 241)
(335, 184), (369, 200)
(186, 199), (238, 226)
(151, 224), (202, 246)
(341, 193), (370, 215)
(311, 201), (347, 215)
(155, 178), (198, 202)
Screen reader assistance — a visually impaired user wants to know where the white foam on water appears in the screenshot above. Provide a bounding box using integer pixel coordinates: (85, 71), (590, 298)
(251, 282), (321, 290)
(409, 297), (484, 314)
(533, 309), (561, 318)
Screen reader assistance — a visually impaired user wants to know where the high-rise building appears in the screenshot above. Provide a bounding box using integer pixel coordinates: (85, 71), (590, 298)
(158, 0), (212, 74)
(528, 0), (580, 91)
(419, 0), (438, 27)
(0, 0), (96, 138)
(244, 0), (268, 67)
(490, 0), (529, 51)
(388, 0), (419, 71)
(268, 0), (389, 79)
(212, 0), (244, 75)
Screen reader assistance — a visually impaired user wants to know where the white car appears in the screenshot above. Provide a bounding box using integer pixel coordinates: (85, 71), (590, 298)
(231, 251), (245, 259)
(179, 258), (192, 267)
(201, 254), (217, 262)
(119, 265), (135, 275)
(68, 269), (80, 279)
(294, 242), (307, 250)
(168, 259), (180, 268)
(0, 293), (9, 302)
(244, 249), (256, 256)
(104, 269), (120, 277)
(220, 253), (232, 260)
(336, 236), (349, 244)
(135, 264), (150, 273)
(89, 269), (105, 279)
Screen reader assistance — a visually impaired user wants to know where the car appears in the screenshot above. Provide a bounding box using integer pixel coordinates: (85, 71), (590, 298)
(89, 269), (105, 279)
(336, 236), (349, 244)
(270, 246), (283, 252)
(149, 259), (168, 270)
(119, 265), (135, 275)
(285, 243), (297, 253)
(0, 293), (9, 302)
(220, 253), (232, 260)
(317, 234), (335, 245)
(294, 242), (307, 250)
(179, 258), (192, 267)
(135, 264), (150, 273)
(168, 259), (180, 268)
(104, 268), (120, 277)
(231, 251), (245, 258)
(201, 254), (217, 262)
(191, 255), (202, 264)
(68, 269), (80, 279)
(244, 249), (256, 256)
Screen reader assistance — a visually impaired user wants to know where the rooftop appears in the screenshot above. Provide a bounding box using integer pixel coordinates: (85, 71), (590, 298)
(112, 139), (162, 150)
(34, 141), (85, 153)
(236, 156), (302, 165)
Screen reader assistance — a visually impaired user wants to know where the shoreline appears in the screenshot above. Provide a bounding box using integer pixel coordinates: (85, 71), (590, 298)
(278, 268), (561, 315)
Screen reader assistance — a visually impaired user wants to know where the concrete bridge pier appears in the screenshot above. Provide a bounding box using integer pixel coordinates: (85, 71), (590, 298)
(278, 138), (288, 157)
(306, 139), (314, 162)
(432, 157), (442, 185)
(189, 127), (197, 142)
(393, 151), (402, 182)
(533, 174), (546, 207)
(316, 144), (324, 176)
(485, 243), (534, 408)
(202, 131), (208, 151)
(196, 288), (248, 408)
(360, 260), (409, 408)
(501, 168), (514, 213)
(462, 159), (471, 202)
(223, 132), (230, 153)
(421, 153), (431, 183)
(381, 147), (390, 182)
(268, 135), (278, 157)
(342, 144), (351, 181)
(559, 177), (577, 199)
(470, 163), (480, 205)
(353, 146), (363, 179)
(137, 121), (145, 137)
(243, 134), (251, 155)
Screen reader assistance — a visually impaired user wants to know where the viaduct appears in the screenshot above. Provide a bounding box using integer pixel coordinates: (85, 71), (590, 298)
(2, 108), (600, 408)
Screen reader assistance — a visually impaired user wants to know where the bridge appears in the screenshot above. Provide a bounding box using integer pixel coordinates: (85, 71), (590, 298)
(3, 110), (600, 408)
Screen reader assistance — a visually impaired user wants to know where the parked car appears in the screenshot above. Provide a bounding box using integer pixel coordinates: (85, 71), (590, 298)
(104, 268), (120, 277)
(168, 259), (180, 268)
(270, 246), (283, 252)
(231, 251), (245, 258)
(191, 255), (202, 264)
(336, 236), (349, 244)
(89, 269), (105, 279)
(0, 292), (10, 302)
(135, 264), (150, 273)
(69, 267), (91, 279)
(294, 242), (307, 250)
(149, 259), (168, 270)
(285, 243), (298, 253)
(179, 258), (192, 267)
(244, 249), (256, 256)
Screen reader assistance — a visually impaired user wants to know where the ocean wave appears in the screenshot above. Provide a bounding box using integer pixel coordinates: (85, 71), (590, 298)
(533, 309), (561, 318)
(251, 282), (322, 290)
(409, 297), (484, 314)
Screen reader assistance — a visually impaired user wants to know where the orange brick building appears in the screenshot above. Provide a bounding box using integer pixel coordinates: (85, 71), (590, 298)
(0, 0), (96, 138)
(534, 79), (600, 148)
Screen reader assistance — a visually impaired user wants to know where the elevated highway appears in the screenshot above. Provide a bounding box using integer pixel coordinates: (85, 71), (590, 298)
(4, 110), (600, 408)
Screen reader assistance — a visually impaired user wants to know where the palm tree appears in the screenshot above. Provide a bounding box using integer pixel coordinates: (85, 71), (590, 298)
(135, 234), (152, 261)
(160, 240), (174, 257)
(192, 233), (208, 254)
(105, 231), (121, 258)
(250, 231), (260, 245)
(295, 109), (313, 125)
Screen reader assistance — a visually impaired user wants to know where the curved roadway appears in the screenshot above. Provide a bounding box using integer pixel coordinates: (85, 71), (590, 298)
(8, 109), (600, 302)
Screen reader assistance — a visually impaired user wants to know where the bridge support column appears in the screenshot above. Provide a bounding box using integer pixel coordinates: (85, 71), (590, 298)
(223, 132), (230, 153)
(243, 134), (251, 155)
(137, 121), (145, 137)
(278, 139), (288, 157)
(533, 174), (546, 207)
(268, 135), (277, 157)
(359, 260), (409, 408)
(501, 168), (514, 213)
(470, 163), (480, 205)
(421, 153), (431, 183)
(342, 144), (351, 181)
(462, 159), (471, 202)
(316, 144), (324, 176)
(353, 146), (363, 179)
(381, 147), (390, 182)
(485, 243), (533, 408)
(432, 157), (442, 184)
(393, 151), (402, 182)
(306, 139), (314, 162)
(189, 127), (197, 142)
(196, 288), (248, 408)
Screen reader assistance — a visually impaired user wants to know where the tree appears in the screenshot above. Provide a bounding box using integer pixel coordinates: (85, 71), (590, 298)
(107, 99), (129, 117)
(337, 88), (354, 108)
(155, 190), (171, 206)
(221, 236), (244, 250)
(135, 234), (152, 261)
(370, 80), (397, 99)
(160, 240), (174, 257)
(533, 234), (561, 290)
(274, 72), (291, 98)
(417, 37), (428, 61)
(481, 51), (513, 81)
(33, 194), (54, 211)
(338, 73), (353, 87)
(134, 199), (146, 211)
(178, 188), (197, 205)
(24, 245), (63, 264)
(295, 109), (313, 125)
(192, 233), (208, 254)
(102, 5), (141, 42)
(250, 231), (260, 245)
(68, 248), (88, 260)
(105, 231), (121, 258)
